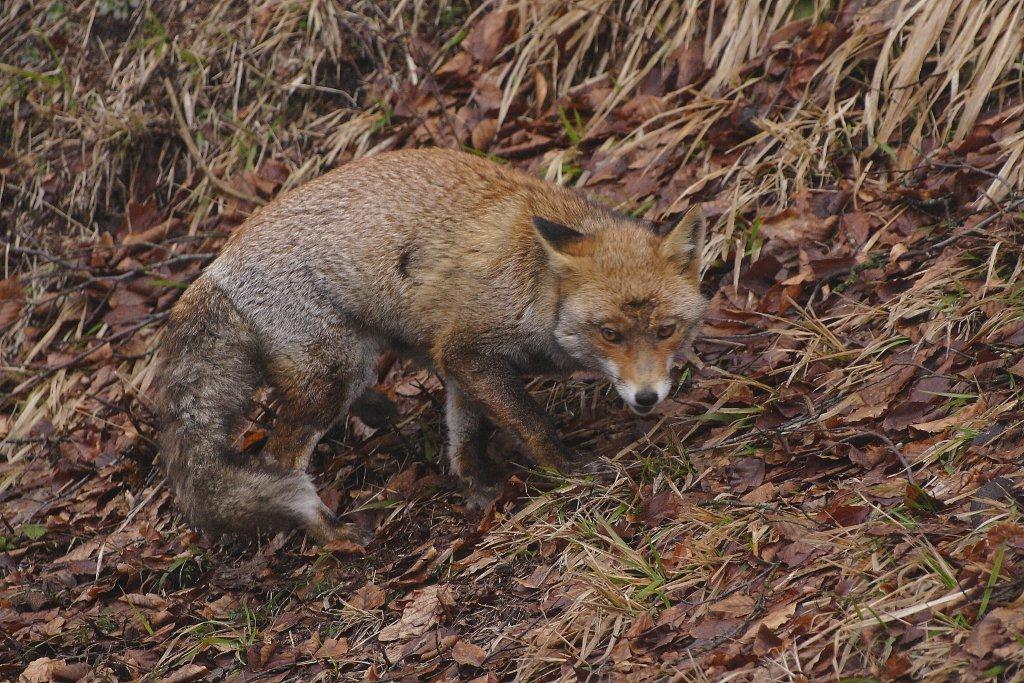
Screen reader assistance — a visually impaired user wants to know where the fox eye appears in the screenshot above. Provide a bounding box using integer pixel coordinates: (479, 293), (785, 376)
(600, 326), (622, 343)
(657, 323), (677, 339)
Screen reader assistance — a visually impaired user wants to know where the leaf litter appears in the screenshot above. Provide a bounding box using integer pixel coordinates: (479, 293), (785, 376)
(2, 0), (1024, 680)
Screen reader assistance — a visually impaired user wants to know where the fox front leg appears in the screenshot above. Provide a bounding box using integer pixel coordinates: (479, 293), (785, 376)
(444, 380), (504, 510)
(437, 347), (574, 473)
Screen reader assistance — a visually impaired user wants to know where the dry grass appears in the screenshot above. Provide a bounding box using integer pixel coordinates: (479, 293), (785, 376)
(3, 0), (1024, 681)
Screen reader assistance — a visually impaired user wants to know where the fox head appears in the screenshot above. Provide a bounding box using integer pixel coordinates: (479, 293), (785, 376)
(535, 205), (707, 415)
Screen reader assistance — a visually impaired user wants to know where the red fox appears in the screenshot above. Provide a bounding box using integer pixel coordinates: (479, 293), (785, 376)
(157, 148), (707, 544)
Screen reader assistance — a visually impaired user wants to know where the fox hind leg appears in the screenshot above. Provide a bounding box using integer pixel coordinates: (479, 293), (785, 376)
(262, 395), (339, 470)
(263, 334), (377, 471)
(263, 375), (374, 472)
(262, 332), (378, 544)
(262, 368), (344, 472)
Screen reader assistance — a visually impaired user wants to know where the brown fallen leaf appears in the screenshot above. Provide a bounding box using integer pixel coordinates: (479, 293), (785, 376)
(0, 277), (24, 330)
(451, 639), (487, 667)
(883, 401), (935, 431)
(119, 593), (168, 610)
(123, 201), (162, 235)
(904, 483), (943, 514)
(727, 457), (766, 493)
(843, 211), (873, 244)
(911, 398), (986, 434)
(464, 9), (514, 66)
(201, 594), (239, 619)
(515, 564), (557, 590)
(758, 601), (797, 632)
(377, 585), (454, 642)
(818, 500), (871, 527)
(848, 445), (886, 469)
(689, 616), (742, 640)
(640, 489), (686, 525)
(436, 51), (472, 80)
(709, 593), (756, 617)
(778, 540), (818, 567)
(256, 158), (289, 185)
(670, 42), (705, 89)
(19, 657), (90, 683)
(964, 610), (1007, 657)
(123, 217), (179, 246)
(617, 94), (667, 125)
(987, 522), (1024, 548)
(753, 624), (785, 656)
(740, 482), (777, 504)
(882, 653), (912, 679)
(155, 664), (209, 683)
(738, 254), (783, 295)
(348, 582), (387, 610)
(760, 191), (838, 245)
(810, 256), (855, 279)
(314, 637), (350, 659)
(471, 118), (499, 151)
(533, 70), (549, 110)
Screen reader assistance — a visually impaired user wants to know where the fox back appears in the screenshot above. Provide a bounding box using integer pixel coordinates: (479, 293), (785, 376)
(207, 148), (705, 388)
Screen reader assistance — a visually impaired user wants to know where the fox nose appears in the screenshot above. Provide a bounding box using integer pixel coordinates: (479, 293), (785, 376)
(635, 390), (659, 408)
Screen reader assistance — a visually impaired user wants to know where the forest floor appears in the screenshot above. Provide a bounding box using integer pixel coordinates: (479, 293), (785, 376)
(2, 1), (1024, 681)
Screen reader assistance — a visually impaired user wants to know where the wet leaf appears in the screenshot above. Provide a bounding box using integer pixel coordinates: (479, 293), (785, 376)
(452, 639), (487, 667)
(818, 502), (870, 527)
(465, 10), (514, 66)
(760, 191), (838, 245)
(727, 457), (765, 493)
(314, 637), (350, 659)
(349, 582), (387, 611)
(0, 277), (24, 330)
(378, 585), (454, 643)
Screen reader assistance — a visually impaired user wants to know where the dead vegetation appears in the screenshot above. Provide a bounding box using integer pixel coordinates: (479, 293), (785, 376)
(2, 0), (1024, 680)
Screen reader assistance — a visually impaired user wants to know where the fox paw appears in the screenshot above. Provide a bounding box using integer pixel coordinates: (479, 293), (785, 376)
(568, 457), (602, 476)
(545, 449), (590, 476)
(319, 523), (375, 553)
(308, 508), (374, 548)
(462, 482), (503, 512)
(350, 389), (399, 429)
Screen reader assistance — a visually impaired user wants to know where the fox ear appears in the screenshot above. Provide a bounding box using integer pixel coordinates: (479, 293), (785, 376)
(657, 205), (705, 276)
(533, 217), (590, 266)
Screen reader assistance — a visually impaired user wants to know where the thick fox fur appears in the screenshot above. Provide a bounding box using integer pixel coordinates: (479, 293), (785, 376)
(157, 148), (707, 543)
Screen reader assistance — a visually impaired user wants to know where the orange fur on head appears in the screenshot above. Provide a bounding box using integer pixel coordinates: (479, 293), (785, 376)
(539, 206), (707, 413)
